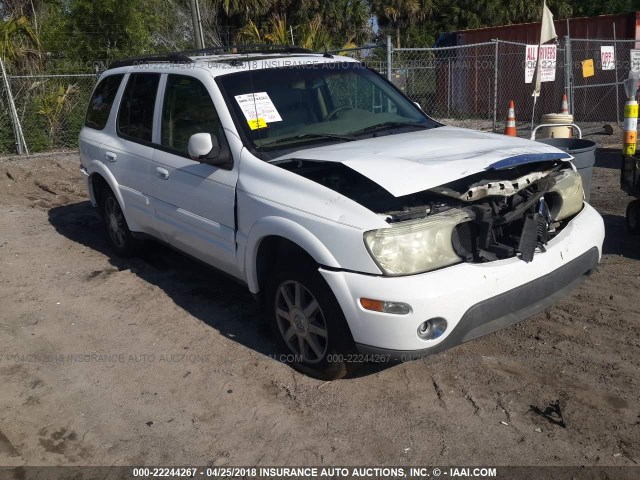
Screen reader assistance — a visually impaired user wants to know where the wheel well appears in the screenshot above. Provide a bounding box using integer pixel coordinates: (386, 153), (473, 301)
(90, 173), (110, 212)
(255, 236), (317, 299)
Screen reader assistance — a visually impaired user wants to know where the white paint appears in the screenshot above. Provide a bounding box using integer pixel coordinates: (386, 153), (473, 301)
(277, 126), (571, 197)
(78, 53), (605, 356)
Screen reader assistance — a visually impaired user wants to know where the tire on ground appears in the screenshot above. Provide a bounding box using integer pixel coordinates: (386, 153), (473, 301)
(99, 189), (140, 257)
(265, 255), (357, 380)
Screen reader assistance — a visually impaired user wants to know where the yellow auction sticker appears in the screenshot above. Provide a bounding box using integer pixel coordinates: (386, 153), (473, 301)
(248, 118), (267, 130)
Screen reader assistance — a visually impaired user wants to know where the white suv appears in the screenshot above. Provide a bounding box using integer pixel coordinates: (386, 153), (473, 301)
(79, 47), (605, 379)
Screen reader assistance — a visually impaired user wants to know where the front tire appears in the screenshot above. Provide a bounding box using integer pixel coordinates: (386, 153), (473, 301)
(100, 190), (140, 257)
(266, 261), (356, 380)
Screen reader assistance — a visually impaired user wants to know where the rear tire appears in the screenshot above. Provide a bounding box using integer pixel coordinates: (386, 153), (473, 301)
(266, 259), (356, 380)
(100, 189), (140, 257)
(626, 199), (640, 235)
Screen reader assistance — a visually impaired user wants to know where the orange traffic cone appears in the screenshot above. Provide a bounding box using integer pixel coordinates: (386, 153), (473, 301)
(504, 100), (517, 137)
(560, 94), (569, 114)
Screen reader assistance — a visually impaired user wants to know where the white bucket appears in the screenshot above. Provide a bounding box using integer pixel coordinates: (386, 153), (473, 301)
(540, 113), (574, 138)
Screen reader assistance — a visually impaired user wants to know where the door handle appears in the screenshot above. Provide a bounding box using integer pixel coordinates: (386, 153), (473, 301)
(156, 167), (170, 180)
(105, 151), (117, 162)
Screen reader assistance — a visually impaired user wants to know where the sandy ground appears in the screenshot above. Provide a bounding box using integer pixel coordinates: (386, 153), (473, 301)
(0, 149), (638, 469)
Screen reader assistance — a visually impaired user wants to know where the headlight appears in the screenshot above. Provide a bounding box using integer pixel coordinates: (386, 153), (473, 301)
(546, 169), (584, 221)
(364, 209), (471, 276)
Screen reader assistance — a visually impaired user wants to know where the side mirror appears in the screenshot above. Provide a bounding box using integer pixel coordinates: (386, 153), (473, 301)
(188, 133), (221, 161)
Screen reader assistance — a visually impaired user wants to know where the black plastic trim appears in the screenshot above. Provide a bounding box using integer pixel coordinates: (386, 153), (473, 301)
(109, 53), (194, 69)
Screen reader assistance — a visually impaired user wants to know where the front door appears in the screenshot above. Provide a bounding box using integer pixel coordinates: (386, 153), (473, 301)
(150, 74), (239, 275)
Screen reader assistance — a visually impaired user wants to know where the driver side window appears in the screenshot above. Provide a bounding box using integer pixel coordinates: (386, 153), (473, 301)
(161, 75), (224, 155)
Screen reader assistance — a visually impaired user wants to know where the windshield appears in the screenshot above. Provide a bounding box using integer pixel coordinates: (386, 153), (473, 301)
(216, 62), (439, 156)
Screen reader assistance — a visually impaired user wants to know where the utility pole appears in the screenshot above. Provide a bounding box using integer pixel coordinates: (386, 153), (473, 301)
(190, 0), (205, 49)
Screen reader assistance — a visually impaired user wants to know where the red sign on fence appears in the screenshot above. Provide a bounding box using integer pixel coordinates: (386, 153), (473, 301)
(525, 44), (557, 83)
(600, 46), (615, 70)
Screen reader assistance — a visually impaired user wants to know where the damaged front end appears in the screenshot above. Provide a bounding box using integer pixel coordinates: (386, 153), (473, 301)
(439, 163), (584, 265)
(277, 158), (584, 276)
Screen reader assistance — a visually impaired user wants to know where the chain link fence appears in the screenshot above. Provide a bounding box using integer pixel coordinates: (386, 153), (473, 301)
(0, 73), (15, 154)
(393, 42), (498, 131)
(6, 74), (97, 153)
(569, 38), (637, 124)
(1, 37), (638, 155)
(393, 40), (570, 135)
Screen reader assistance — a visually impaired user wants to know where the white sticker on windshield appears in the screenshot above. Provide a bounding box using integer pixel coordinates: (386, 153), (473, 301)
(234, 92), (283, 124)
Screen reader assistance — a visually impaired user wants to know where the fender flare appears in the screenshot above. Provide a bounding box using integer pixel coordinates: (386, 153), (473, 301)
(85, 160), (125, 212)
(244, 216), (341, 293)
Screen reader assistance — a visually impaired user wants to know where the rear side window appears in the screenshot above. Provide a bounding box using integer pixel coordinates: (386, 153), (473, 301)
(85, 74), (123, 130)
(117, 73), (160, 142)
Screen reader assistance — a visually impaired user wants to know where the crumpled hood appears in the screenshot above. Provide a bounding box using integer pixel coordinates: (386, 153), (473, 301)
(276, 126), (572, 197)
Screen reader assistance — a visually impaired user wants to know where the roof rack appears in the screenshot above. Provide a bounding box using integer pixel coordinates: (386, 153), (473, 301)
(179, 44), (313, 57)
(109, 53), (194, 69)
(108, 44), (314, 69)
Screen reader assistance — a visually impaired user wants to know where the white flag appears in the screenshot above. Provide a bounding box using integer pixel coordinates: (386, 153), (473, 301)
(540, 0), (557, 45)
(534, 0), (557, 96)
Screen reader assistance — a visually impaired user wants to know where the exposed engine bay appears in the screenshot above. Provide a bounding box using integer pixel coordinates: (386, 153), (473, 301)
(277, 158), (584, 264)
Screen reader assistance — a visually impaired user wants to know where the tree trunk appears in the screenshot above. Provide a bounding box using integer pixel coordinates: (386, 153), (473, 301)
(396, 25), (400, 49)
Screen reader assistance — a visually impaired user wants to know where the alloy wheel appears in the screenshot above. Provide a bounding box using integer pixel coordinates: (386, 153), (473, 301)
(104, 196), (126, 249)
(274, 280), (329, 364)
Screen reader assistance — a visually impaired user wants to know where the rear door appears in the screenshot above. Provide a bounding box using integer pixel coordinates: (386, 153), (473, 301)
(79, 73), (124, 180)
(100, 72), (161, 235)
(150, 73), (239, 275)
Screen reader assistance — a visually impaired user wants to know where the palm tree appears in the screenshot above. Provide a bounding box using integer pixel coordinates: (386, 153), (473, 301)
(236, 13), (356, 51)
(0, 16), (40, 70)
(221, 0), (272, 17)
(373, 0), (434, 48)
(0, 15), (40, 64)
(264, 14), (289, 44)
(296, 15), (332, 51)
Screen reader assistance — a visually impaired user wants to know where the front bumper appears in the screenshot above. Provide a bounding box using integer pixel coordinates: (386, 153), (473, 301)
(319, 203), (604, 357)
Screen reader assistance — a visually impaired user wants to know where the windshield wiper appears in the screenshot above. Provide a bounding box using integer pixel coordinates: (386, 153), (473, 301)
(350, 121), (430, 136)
(258, 133), (356, 149)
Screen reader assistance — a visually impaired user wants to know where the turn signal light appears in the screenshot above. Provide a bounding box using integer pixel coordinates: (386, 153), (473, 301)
(360, 298), (411, 315)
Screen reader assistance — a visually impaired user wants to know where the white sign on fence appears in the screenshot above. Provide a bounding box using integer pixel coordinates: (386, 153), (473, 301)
(600, 46), (615, 70)
(631, 50), (640, 72)
(525, 44), (557, 83)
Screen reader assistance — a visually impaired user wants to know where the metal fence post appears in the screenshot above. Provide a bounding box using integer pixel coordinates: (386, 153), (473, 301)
(0, 58), (27, 155)
(189, 0), (205, 49)
(447, 57), (451, 117)
(386, 35), (392, 81)
(492, 39), (499, 132)
(613, 23), (620, 125)
(564, 35), (573, 115)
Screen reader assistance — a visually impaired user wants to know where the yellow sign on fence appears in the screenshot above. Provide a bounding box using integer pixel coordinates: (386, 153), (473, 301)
(582, 59), (595, 78)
